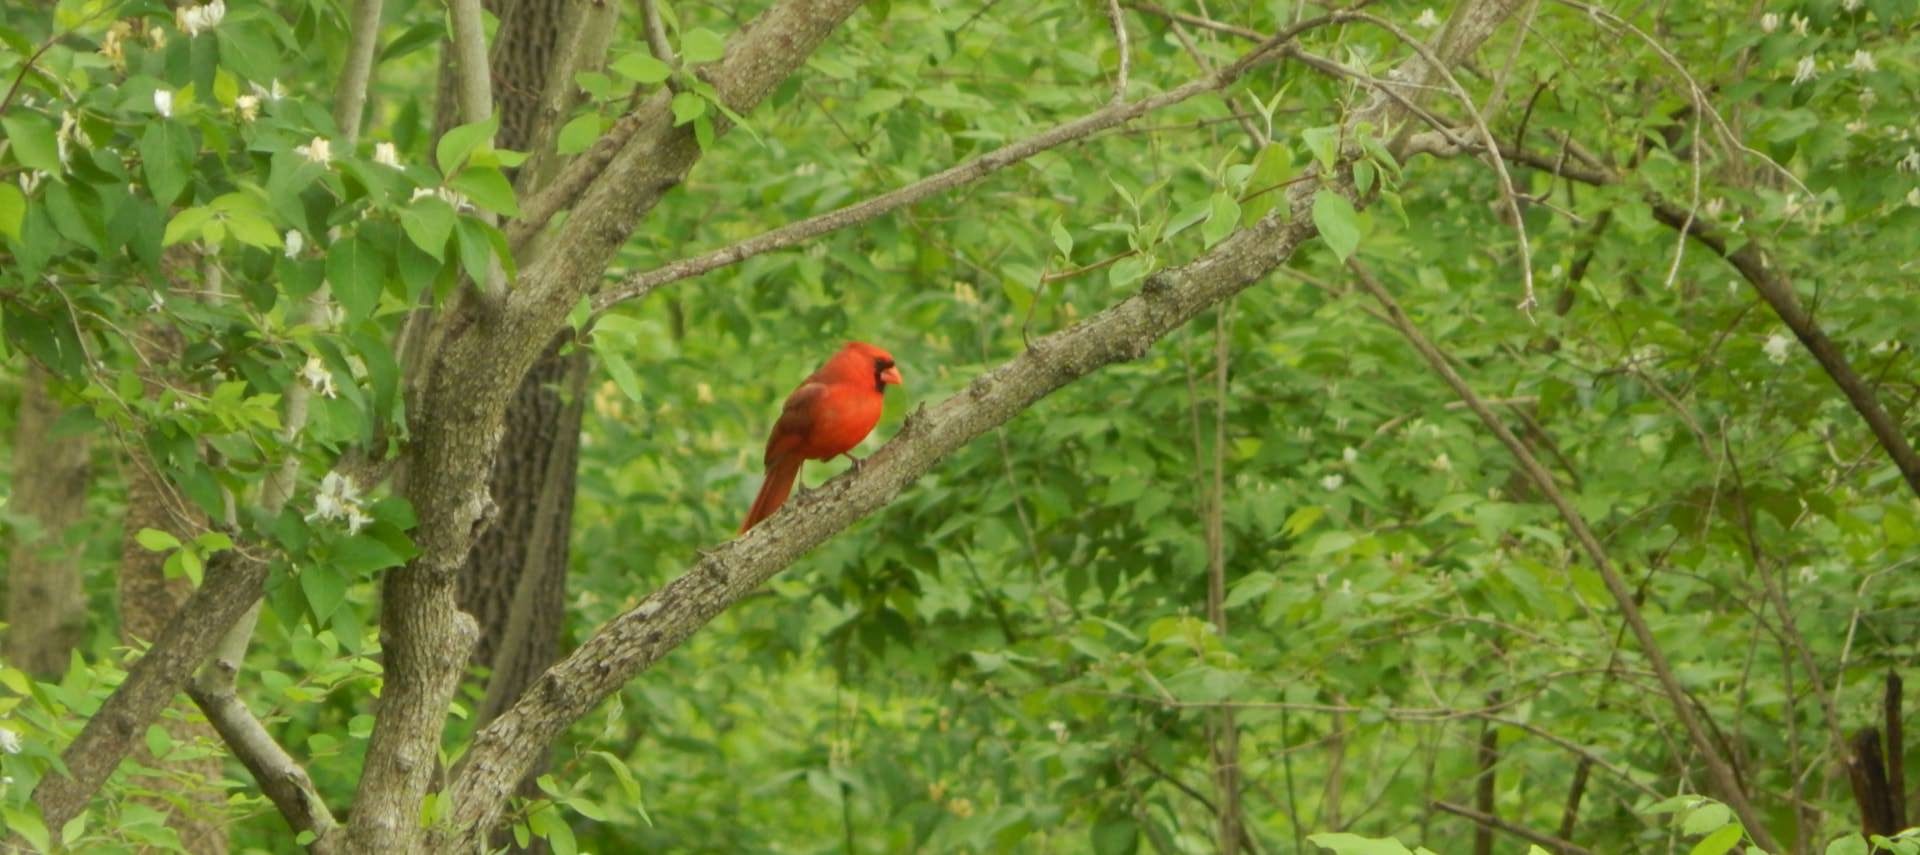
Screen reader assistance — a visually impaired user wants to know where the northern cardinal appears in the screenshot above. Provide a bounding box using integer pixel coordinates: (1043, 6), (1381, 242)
(740, 342), (904, 532)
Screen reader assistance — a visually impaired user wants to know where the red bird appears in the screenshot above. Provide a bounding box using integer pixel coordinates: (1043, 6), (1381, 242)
(740, 342), (904, 532)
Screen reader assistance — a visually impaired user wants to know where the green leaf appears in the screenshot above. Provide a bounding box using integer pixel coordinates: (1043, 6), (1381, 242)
(1308, 832), (1414, 855)
(1825, 835), (1869, 855)
(1050, 218), (1073, 259)
(1682, 802), (1731, 836)
(1306, 530), (1356, 556)
(141, 122), (194, 205)
(671, 91), (707, 126)
(333, 535), (406, 576)
(436, 116), (498, 175)
(611, 51), (672, 84)
(301, 565), (349, 623)
(1690, 825), (1743, 855)
(2, 114), (60, 173)
(136, 528), (182, 552)
(1312, 190), (1361, 262)
(399, 198), (457, 260)
(1302, 125), (1340, 171)
(1203, 191), (1241, 248)
(0, 183), (24, 241)
(598, 345), (644, 402)
(4, 805), (50, 852)
(682, 28), (726, 64)
(448, 168), (520, 217)
(556, 113), (602, 155)
(327, 235), (390, 323)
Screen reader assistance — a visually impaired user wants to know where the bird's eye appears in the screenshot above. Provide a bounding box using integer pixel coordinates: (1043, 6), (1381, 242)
(876, 358), (894, 370)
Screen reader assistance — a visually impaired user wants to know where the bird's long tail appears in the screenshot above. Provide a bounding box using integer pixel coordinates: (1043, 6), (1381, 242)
(741, 455), (803, 533)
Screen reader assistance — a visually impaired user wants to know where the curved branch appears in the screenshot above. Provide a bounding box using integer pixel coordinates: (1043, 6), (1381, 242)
(589, 11), (1357, 312)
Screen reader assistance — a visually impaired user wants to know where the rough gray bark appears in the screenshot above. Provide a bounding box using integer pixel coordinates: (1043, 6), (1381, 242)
(5, 364), (92, 678)
(436, 6), (1524, 844)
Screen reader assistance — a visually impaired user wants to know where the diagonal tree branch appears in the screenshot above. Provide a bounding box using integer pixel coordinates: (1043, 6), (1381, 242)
(1412, 134), (1920, 501)
(1347, 259), (1779, 852)
(185, 675), (339, 853)
(435, 3), (1525, 845)
(589, 11), (1360, 311)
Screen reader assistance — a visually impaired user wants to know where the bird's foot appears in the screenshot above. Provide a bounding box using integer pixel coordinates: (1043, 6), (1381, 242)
(840, 453), (865, 473)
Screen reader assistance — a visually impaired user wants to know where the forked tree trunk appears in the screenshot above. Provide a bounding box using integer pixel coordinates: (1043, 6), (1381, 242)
(5, 365), (93, 678)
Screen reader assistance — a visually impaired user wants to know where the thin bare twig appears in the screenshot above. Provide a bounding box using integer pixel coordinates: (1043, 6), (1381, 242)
(1104, 0), (1130, 103)
(1435, 801), (1597, 855)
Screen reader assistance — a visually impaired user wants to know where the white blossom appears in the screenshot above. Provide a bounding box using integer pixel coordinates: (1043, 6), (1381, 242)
(1320, 473), (1344, 491)
(153, 88), (173, 118)
(345, 506), (374, 535)
(307, 471), (372, 531)
(56, 110), (82, 170)
(17, 171), (44, 195)
(1763, 333), (1793, 365)
(1414, 8), (1440, 28)
(299, 356), (336, 399)
(1870, 340), (1896, 355)
(147, 25), (166, 48)
(1907, 187), (1920, 207)
(1432, 453), (1453, 472)
(1340, 579), (1353, 596)
(1791, 56), (1817, 86)
(284, 229), (304, 258)
(1789, 13), (1809, 35)
(1797, 566), (1819, 584)
(1759, 12), (1780, 33)
(0, 726), (20, 755)
(409, 186), (473, 211)
(1841, 0), (1861, 11)
(1859, 88), (1877, 110)
(1342, 446), (1359, 465)
(176, 0), (225, 37)
(1848, 50), (1877, 73)
(1048, 720), (1069, 744)
(373, 141), (402, 168)
(235, 93), (260, 122)
(1703, 197), (1726, 218)
(294, 136), (332, 165)
(1898, 148), (1920, 174)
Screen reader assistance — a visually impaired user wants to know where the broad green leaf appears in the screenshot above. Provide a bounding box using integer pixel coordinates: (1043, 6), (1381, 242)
(1682, 802), (1731, 835)
(436, 116), (498, 175)
(1312, 190), (1361, 262)
(1690, 825), (1743, 855)
(1203, 191), (1241, 248)
(671, 91), (706, 126)
(556, 113), (602, 155)
(449, 167), (519, 217)
(399, 198), (457, 259)
(1, 114), (60, 173)
(611, 52), (672, 84)
(136, 528), (182, 551)
(681, 28), (726, 64)
(0, 183), (24, 240)
(327, 235), (389, 322)
(1307, 832), (1414, 855)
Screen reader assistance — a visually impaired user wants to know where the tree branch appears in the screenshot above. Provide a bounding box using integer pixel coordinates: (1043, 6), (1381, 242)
(1419, 136), (1920, 500)
(1434, 801), (1596, 855)
(331, 0), (387, 142)
(31, 550), (269, 831)
(436, 3), (1524, 844)
(590, 11), (1359, 311)
(185, 673), (340, 853)
(1347, 259), (1779, 852)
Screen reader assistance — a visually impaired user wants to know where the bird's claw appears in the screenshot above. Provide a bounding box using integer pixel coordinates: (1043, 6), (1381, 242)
(840, 453), (865, 473)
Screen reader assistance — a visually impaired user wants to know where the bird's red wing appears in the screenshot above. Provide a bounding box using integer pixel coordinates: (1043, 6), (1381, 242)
(764, 381), (828, 466)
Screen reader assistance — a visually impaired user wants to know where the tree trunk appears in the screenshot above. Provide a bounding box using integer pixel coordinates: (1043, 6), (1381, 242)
(5, 365), (93, 678)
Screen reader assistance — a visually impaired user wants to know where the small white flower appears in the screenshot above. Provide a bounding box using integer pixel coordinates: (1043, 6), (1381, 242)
(1763, 333), (1793, 365)
(1797, 566), (1819, 584)
(1414, 8), (1440, 28)
(345, 506), (374, 535)
(1898, 148), (1920, 174)
(1870, 340), (1895, 355)
(372, 141), (402, 168)
(148, 25), (166, 48)
(294, 136), (332, 165)
(249, 80), (285, 102)
(234, 93), (260, 122)
(0, 726), (21, 755)
(1320, 474), (1344, 491)
(1342, 446), (1359, 465)
(1760, 12), (1780, 33)
(1339, 579), (1353, 596)
(1048, 720), (1069, 744)
(1846, 119), (1869, 134)
(1841, 0), (1861, 11)
(1432, 453), (1453, 472)
(284, 229), (305, 258)
(176, 0), (225, 37)
(1703, 197), (1725, 218)
(1848, 50), (1877, 73)
(1907, 187), (1920, 207)
(148, 290), (166, 312)
(1789, 13), (1809, 35)
(1859, 88), (1878, 110)
(56, 110), (82, 170)
(17, 170), (44, 195)
(153, 88), (173, 118)
(299, 356), (337, 399)
(1791, 56), (1817, 86)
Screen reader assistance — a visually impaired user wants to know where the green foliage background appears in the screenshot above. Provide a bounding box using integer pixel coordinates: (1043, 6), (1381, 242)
(0, 0), (1915, 851)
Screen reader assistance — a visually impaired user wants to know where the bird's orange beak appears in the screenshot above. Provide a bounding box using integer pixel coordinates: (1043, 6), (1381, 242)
(881, 365), (904, 387)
